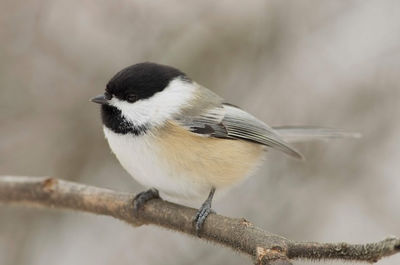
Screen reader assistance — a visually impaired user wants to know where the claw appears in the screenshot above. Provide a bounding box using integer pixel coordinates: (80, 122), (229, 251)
(133, 188), (160, 217)
(193, 202), (215, 236)
(193, 187), (216, 236)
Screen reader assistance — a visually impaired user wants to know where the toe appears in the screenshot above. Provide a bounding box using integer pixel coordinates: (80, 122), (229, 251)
(133, 188), (160, 216)
(193, 206), (213, 236)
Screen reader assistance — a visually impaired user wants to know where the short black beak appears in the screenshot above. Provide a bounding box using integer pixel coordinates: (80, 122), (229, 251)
(90, 94), (108, 105)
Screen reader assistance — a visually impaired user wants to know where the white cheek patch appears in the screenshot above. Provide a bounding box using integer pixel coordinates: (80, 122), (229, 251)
(109, 78), (197, 126)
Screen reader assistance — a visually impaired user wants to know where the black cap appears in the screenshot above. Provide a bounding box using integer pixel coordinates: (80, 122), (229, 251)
(106, 62), (189, 102)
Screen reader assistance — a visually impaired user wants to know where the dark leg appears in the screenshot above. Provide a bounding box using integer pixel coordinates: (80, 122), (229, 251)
(193, 187), (216, 236)
(133, 188), (160, 217)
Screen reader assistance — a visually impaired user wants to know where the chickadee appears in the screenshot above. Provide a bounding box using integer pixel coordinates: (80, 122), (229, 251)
(91, 62), (357, 234)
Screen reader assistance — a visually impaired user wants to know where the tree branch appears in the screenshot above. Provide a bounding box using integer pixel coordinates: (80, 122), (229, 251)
(0, 176), (398, 265)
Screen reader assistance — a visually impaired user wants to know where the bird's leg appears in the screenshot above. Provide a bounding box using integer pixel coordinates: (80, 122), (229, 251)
(193, 187), (216, 236)
(133, 188), (160, 217)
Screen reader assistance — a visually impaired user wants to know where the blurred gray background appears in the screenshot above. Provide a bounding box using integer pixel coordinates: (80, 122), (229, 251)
(1, 0), (400, 264)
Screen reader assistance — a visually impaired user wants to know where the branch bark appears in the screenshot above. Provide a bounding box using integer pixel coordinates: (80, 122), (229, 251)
(0, 176), (399, 265)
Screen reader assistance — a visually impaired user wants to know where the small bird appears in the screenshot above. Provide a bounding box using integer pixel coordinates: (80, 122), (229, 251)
(91, 62), (358, 234)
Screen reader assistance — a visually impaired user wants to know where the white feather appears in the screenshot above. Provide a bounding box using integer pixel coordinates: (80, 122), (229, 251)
(109, 77), (197, 127)
(103, 127), (212, 201)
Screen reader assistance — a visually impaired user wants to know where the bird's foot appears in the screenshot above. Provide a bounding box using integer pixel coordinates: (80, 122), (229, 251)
(133, 188), (160, 217)
(193, 200), (215, 236)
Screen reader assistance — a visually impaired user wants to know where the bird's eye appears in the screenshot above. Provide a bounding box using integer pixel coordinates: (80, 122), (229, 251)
(104, 92), (112, 100)
(127, 94), (138, 103)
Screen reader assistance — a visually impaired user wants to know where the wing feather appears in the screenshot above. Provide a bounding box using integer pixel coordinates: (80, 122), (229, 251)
(175, 89), (303, 159)
(221, 105), (303, 159)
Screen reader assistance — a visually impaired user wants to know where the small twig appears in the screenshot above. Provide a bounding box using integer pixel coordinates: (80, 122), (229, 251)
(0, 176), (398, 265)
(287, 238), (400, 263)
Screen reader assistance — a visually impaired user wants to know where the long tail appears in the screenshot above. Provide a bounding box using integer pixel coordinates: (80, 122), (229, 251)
(272, 126), (361, 143)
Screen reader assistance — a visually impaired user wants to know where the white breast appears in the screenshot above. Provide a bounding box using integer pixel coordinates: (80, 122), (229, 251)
(103, 121), (265, 203)
(103, 127), (212, 201)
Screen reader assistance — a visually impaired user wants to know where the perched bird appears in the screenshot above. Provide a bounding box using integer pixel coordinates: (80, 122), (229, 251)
(91, 62), (358, 234)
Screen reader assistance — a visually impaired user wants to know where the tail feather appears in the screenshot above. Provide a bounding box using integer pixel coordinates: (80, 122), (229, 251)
(272, 126), (361, 143)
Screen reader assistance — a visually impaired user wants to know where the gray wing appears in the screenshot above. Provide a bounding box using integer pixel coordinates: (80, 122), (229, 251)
(219, 104), (303, 159)
(175, 88), (303, 159)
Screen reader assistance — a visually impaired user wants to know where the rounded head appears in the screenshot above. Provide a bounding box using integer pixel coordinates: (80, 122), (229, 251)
(105, 62), (189, 103)
(91, 62), (196, 135)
